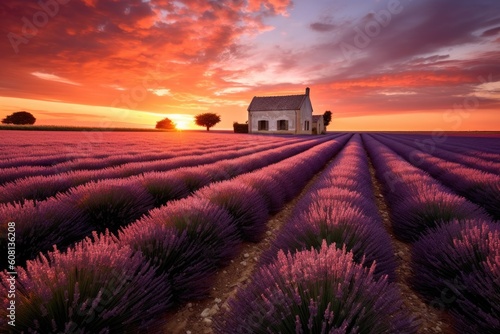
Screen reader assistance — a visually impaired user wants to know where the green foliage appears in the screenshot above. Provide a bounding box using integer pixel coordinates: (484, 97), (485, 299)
(156, 117), (176, 130)
(233, 122), (248, 133)
(195, 113), (221, 131)
(2, 111), (36, 125)
(323, 110), (332, 127)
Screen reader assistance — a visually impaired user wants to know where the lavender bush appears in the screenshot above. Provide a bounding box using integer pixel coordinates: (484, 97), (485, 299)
(195, 182), (268, 242)
(390, 191), (489, 242)
(67, 179), (155, 233)
(138, 171), (190, 206)
(238, 172), (287, 213)
(372, 134), (500, 220)
(450, 254), (500, 333)
(174, 167), (212, 192)
(305, 188), (380, 221)
(411, 219), (499, 304)
(0, 174), (74, 203)
(0, 199), (89, 269)
(261, 202), (397, 281)
(119, 198), (239, 303)
(0, 232), (171, 332)
(215, 242), (417, 333)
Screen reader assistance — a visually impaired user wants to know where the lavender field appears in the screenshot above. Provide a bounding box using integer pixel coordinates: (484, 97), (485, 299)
(0, 131), (499, 333)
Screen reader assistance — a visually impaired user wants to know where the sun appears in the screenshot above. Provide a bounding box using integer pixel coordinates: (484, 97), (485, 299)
(175, 120), (189, 130)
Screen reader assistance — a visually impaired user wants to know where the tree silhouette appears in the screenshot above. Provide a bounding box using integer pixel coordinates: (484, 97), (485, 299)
(323, 111), (332, 127)
(2, 111), (36, 125)
(155, 117), (176, 130)
(195, 113), (221, 131)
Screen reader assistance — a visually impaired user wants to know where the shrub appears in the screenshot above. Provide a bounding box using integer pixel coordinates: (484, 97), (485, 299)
(215, 242), (417, 333)
(268, 167), (303, 201)
(174, 168), (212, 192)
(260, 202), (397, 281)
(451, 254), (500, 333)
(461, 180), (500, 220)
(239, 172), (287, 213)
(0, 232), (171, 332)
(411, 219), (499, 305)
(313, 176), (364, 193)
(233, 122), (249, 133)
(391, 191), (489, 242)
(138, 172), (190, 206)
(119, 198), (239, 304)
(67, 179), (155, 233)
(304, 188), (380, 221)
(0, 199), (89, 269)
(195, 182), (268, 242)
(0, 174), (73, 203)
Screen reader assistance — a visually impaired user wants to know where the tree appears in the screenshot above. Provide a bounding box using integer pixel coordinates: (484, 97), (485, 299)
(323, 111), (332, 127)
(155, 117), (176, 130)
(2, 111), (36, 125)
(195, 113), (221, 131)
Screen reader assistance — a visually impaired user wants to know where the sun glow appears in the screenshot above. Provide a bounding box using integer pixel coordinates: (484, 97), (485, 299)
(175, 120), (189, 130)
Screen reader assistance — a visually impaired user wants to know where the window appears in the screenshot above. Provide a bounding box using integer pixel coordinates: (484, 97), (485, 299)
(258, 120), (269, 131)
(304, 121), (310, 131)
(277, 120), (289, 131)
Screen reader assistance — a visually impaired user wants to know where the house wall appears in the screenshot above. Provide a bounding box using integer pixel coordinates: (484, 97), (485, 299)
(248, 110), (297, 134)
(297, 96), (313, 135)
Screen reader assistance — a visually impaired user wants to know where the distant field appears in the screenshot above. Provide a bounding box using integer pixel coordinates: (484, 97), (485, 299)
(0, 131), (498, 333)
(0, 124), (170, 131)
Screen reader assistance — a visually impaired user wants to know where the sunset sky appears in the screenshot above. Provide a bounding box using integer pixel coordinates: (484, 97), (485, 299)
(1, 0), (499, 130)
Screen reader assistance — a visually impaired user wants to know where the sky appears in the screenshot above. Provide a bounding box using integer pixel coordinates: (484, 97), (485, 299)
(1, 0), (499, 131)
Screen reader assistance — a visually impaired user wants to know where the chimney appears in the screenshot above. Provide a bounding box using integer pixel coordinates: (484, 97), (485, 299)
(305, 87), (310, 95)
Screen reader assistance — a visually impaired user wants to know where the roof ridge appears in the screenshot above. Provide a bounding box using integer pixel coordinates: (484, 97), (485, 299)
(253, 93), (306, 98)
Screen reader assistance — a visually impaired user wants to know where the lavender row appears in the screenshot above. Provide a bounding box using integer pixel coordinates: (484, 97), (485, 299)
(411, 219), (500, 333)
(0, 142), (246, 184)
(0, 131), (257, 162)
(372, 134), (500, 220)
(0, 136), (318, 204)
(0, 132), (289, 168)
(0, 135), (297, 183)
(117, 137), (349, 304)
(260, 135), (397, 281)
(387, 133), (500, 157)
(377, 134), (500, 174)
(0, 233), (172, 333)
(215, 242), (417, 333)
(0, 136), (350, 332)
(215, 136), (412, 332)
(363, 135), (490, 242)
(0, 133), (290, 170)
(0, 135), (344, 269)
(364, 135), (499, 332)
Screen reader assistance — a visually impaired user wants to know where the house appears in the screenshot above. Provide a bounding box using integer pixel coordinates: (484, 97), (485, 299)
(247, 87), (314, 134)
(312, 115), (325, 134)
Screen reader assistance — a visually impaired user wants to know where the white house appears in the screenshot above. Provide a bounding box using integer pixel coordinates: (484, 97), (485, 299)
(247, 87), (314, 135)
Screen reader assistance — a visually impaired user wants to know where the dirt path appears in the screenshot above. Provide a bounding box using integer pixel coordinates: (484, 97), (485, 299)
(366, 159), (456, 334)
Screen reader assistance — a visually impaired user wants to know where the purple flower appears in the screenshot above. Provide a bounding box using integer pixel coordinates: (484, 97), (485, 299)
(64, 179), (155, 233)
(119, 197), (239, 303)
(261, 201), (397, 281)
(411, 219), (499, 306)
(195, 181), (268, 242)
(0, 199), (89, 269)
(0, 232), (171, 332)
(215, 242), (417, 333)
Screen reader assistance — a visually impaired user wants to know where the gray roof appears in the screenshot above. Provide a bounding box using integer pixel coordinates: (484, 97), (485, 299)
(247, 94), (307, 112)
(312, 115), (323, 122)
